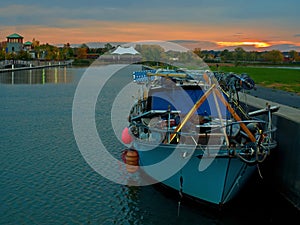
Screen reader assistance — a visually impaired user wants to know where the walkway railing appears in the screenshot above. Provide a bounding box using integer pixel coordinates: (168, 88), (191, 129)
(0, 60), (73, 72)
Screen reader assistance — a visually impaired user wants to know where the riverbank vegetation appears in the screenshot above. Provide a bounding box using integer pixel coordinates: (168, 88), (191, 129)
(0, 42), (114, 66)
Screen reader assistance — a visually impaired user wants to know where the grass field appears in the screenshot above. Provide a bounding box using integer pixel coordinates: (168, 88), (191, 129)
(209, 65), (300, 94)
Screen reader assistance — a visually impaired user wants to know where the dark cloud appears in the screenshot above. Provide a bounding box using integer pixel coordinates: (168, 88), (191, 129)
(1, 0), (299, 50)
(170, 40), (219, 50)
(265, 44), (300, 52)
(169, 40), (201, 44)
(1, 0), (299, 24)
(217, 44), (300, 52)
(233, 33), (244, 36)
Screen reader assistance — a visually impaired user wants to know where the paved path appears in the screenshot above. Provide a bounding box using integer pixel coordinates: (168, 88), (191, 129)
(247, 85), (300, 109)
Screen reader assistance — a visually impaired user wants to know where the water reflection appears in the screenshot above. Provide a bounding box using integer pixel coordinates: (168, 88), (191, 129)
(0, 67), (73, 85)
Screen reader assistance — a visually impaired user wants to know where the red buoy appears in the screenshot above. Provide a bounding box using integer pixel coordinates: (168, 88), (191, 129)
(122, 149), (139, 173)
(121, 127), (133, 144)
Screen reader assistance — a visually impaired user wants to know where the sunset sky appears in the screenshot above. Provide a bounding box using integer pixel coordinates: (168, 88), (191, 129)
(1, 0), (299, 51)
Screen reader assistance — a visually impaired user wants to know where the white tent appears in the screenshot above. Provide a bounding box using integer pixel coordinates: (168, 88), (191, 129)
(111, 46), (140, 55)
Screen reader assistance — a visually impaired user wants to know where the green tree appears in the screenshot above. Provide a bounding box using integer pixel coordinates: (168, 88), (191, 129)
(248, 51), (258, 62)
(16, 50), (32, 60)
(263, 50), (284, 64)
(220, 49), (233, 61)
(61, 43), (74, 59)
(233, 47), (246, 63)
(0, 48), (5, 60)
(135, 44), (165, 62)
(104, 43), (113, 52)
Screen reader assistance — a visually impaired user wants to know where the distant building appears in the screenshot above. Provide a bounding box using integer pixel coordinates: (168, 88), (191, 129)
(6, 33), (24, 53)
(23, 41), (35, 58)
(23, 41), (33, 51)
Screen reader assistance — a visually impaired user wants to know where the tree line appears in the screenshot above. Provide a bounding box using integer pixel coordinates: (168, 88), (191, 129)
(194, 47), (300, 65)
(0, 40), (114, 61)
(1, 39), (299, 65)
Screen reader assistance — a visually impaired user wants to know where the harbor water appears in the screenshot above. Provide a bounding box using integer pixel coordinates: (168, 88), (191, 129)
(1, 67), (299, 224)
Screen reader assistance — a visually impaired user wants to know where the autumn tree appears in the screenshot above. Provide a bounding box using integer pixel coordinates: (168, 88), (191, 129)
(5, 52), (17, 60)
(193, 48), (202, 58)
(35, 44), (61, 60)
(32, 38), (40, 48)
(289, 50), (300, 62)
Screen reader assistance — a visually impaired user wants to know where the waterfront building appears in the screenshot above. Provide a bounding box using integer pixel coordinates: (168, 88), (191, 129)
(6, 33), (24, 53)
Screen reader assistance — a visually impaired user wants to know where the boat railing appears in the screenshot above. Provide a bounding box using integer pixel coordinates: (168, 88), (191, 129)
(131, 117), (276, 164)
(132, 116), (277, 149)
(131, 110), (181, 121)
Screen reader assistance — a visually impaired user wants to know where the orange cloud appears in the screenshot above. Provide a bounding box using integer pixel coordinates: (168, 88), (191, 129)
(1, 20), (299, 51)
(0, 21), (228, 45)
(217, 41), (271, 48)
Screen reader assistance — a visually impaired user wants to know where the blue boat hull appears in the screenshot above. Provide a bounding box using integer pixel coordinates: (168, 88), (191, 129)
(134, 142), (257, 205)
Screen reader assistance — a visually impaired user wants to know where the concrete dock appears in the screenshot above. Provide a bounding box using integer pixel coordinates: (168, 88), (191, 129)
(240, 93), (300, 210)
